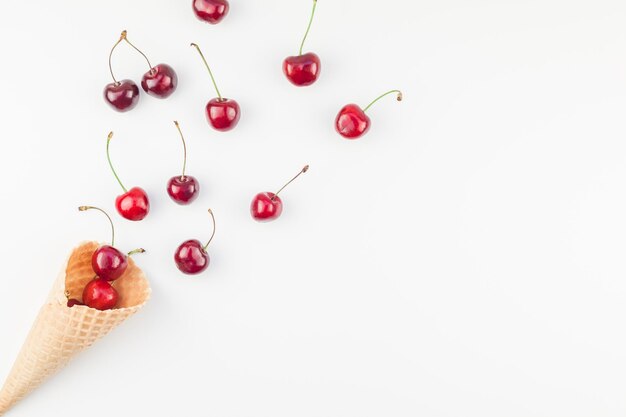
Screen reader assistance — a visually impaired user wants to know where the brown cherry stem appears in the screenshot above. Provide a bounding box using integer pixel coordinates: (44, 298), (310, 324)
(272, 165), (310, 201)
(203, 209), (216, 251)
(363, 90), (403, 113)
(128, 248), (146, 256)
(121, 30), (154, 72)
(173, 121), (188, 179)
(108, 31), (127, 84)
(190, 43), (223, 100)
(79, 206), (116, 246)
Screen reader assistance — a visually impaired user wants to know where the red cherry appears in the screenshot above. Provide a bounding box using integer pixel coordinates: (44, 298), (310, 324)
(206, 98), (240, 131)
(167, 121), (200, 204)
(142, 63), (178, 98)
(335, 90), (402, 139)
(251, 192), (283, 222)
(251, 165), (309, 222)
(192, 0), (229, 24)
(106, 132), (151, 221)
(191, 43), (241, 132)
(83, 279), (119, 311)
(283, 53), (321, 87)
(103, 80), (140, 112)
(168, 176), (200, 205)
(174, 209), (216, 275)
(115, 187), (150, 221)
(335, 104), (370, 139)
(283, 0), (320, 87)
(78, 205), (145, 280)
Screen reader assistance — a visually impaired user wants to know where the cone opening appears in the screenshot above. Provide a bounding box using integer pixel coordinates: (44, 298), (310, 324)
(63, 241), (150, 310)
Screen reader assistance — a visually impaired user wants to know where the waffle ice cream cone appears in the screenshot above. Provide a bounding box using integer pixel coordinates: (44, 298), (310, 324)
(0, 241), (150, 415)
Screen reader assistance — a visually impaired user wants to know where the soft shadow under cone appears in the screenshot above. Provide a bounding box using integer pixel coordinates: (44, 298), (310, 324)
(0, 241), (150, 415)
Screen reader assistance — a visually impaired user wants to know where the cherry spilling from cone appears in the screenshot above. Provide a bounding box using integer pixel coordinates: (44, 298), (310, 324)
(73, 206), (145, 310)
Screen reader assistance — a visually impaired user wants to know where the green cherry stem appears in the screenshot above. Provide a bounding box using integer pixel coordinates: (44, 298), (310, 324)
(79, 206), (116, 246)
(191, 43), (223, 100)
(173, 121), (188, 179)
(121, 30), (154, 72)
(272, 165), (310, 201)
(203, 209), (216, 251)
(128, 248), (146, 257)
(363, 90), (403, 113)
(299, 0), (318, 56)
(106, 132), (128, 193)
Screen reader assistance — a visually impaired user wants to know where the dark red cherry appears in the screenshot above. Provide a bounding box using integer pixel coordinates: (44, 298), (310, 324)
(174, 209), (216, 275)
(251, 166), (309, 222)
(175, 239), (209, 274)
(92, 245), (128, 281)
(83, 279), (119, 311)
(206, 98), (240, 131)
(168, 176), (199, 205)
(67, 299), (83, 307)
(335, 104), (370, 139)
(192, 0), (229, 24)
(103, 80), (139, 112)
(283, 53), (321, 87)
(167, 121), (200, 204)
(115, 187), (150, 221)
(141, 64), (178, 98)
(335, 90), (403, 139)
(251, 192), (283, 222)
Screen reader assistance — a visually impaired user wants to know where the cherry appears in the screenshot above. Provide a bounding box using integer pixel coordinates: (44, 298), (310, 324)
(119, 32), (178, 98)
(104, 80), (140, 112)
(83, 278), (119, 311)
(174, 209), (216, 274)
(192, 0), (229, 24)
(78, 206), (145, 281)
(191, 43), (241, 132)
(167, 121), (200, 205)
(104, 31), (140, 112)
(65, 291), (83, 308)
(283, 0), (320, 87)
(106, 132), (150, 221)
(251, 165), (309, 222)
(335, 90), (403, 139)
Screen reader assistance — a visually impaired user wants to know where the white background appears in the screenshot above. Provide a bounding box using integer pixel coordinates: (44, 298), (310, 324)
(0, 0), (625, 416)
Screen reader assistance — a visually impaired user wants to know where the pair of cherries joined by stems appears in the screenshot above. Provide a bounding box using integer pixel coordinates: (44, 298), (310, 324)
(67, 206), (145, 310)
(104, 30), (178, 112)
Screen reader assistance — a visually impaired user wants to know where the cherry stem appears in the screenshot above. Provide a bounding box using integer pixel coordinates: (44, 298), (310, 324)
(272, 165), (310, 201)
(299, 0), (318, 56)
(108, 31), (126, 84)
(128, 248), (146, 256)
(79, 206), (116, 247)
(363, 90), (403, 113)
(191, 43), (222, 100)
(106, 132), (128, 193)
(173, 121), (188, 179)
(121, 30), (153, 71)
(203, 209), (216, 251)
